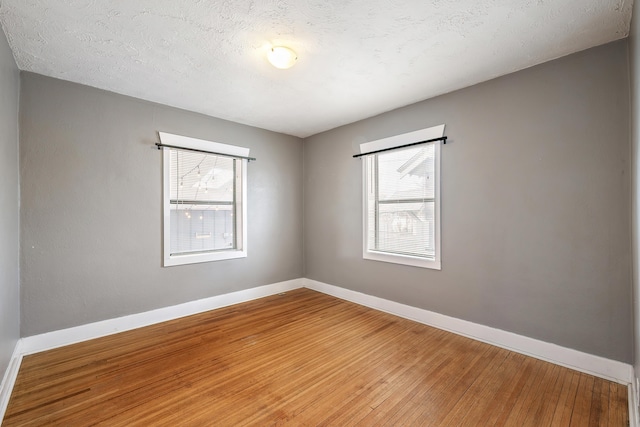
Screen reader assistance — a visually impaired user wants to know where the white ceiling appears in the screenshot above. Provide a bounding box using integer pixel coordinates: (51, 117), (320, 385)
(0, 0), (633, 138)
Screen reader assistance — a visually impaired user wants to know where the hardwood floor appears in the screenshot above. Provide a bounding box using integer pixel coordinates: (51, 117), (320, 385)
(3, 288), (629, 426)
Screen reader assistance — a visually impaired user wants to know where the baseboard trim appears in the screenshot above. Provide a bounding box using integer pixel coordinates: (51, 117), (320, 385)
(1, 278), (303, 424)
(20, 278), (304, 356)
(303, 279), (633, 386)
(631, 376), (640, 427)
(0, 340), (24, 423)
(3, 277), (635, 424)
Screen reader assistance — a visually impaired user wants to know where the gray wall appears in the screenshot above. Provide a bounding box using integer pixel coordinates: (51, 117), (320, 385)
(630, 0), (640, 403)
(303, 40), (632, 363)
(13, 32), (635, 366)
(20, 73), (303, 336)
(0, 27), (20, 376)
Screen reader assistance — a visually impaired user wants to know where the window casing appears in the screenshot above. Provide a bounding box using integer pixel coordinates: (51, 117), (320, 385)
(161, 132), (248, 267)
(361, 125), (443, 270)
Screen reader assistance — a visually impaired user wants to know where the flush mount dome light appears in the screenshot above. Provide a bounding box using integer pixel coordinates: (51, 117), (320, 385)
(267, 46), (297, 69)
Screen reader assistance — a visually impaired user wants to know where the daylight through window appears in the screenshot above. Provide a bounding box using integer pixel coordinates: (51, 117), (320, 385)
(161, 132), (248, 267)
(169, 150), (239, 255)
(361, 125), (443, 269)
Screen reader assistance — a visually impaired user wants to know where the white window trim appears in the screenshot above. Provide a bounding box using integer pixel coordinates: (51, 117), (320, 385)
(360, 125), (444, 270)
(160, 132), (248, 267)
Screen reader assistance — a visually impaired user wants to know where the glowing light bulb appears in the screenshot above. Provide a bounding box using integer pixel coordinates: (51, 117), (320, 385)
(267, 46), (297, 69)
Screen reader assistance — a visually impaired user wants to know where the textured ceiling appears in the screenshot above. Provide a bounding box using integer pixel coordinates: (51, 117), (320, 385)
(0, 0), (633, 137)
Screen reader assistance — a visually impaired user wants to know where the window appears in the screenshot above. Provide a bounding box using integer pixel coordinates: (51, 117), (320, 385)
(361, 125), (443, 269)
(161, 132), (248, 266)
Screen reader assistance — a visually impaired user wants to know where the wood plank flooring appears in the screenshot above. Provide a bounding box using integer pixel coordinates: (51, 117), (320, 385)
(2, 288), (629, 426)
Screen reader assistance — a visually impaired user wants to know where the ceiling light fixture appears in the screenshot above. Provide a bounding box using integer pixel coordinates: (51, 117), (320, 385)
(267, 46), (297, 69)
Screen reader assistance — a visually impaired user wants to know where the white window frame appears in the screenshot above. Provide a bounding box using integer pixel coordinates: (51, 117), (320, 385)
(160, 132), (248, 267)
(361, 125), (444, 270)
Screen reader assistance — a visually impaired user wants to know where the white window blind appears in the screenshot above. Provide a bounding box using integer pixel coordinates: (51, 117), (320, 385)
(366, 144), (436, 258)
(169, 149), (240, 255)
(161, 132), (248, 267)
(361, 125), (443, 270)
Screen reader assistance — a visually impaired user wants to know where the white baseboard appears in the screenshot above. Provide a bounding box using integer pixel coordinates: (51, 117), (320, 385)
(631, 376), (640, 427)
(303, 278), (634, 386)
(1, 278), (303, 424)
(0, 340), (24, 423)
(20, 278), (304, 356)
(2, 277), (635, 424)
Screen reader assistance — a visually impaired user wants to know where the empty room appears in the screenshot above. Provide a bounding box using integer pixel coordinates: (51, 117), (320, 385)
(1, 0), (640, 425)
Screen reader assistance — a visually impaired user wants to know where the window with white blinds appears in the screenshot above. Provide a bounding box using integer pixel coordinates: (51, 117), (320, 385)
(361, 125), (443, 270)
(169, 150), (240, 254)
(161, 132), (248, 267)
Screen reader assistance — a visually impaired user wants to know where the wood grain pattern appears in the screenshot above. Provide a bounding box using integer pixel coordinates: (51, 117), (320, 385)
(2, 289), (629, 426)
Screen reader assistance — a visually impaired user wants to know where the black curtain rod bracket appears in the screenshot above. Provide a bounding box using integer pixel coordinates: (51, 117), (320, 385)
(353, 136), (447, 158)
(156, 142), (257, 162)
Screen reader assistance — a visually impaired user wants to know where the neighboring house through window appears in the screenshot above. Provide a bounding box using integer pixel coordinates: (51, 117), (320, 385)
(361, 125), (444, 270)
(160, 132), (249, 267)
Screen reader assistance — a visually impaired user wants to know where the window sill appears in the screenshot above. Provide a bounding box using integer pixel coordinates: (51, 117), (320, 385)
(164, 249), (247, 267)
(363, 250), (441, 270)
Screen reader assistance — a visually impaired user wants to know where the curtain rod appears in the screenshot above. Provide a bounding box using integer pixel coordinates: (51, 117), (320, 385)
(156, 143), (257, 162)
(353, 136), (447, 158)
